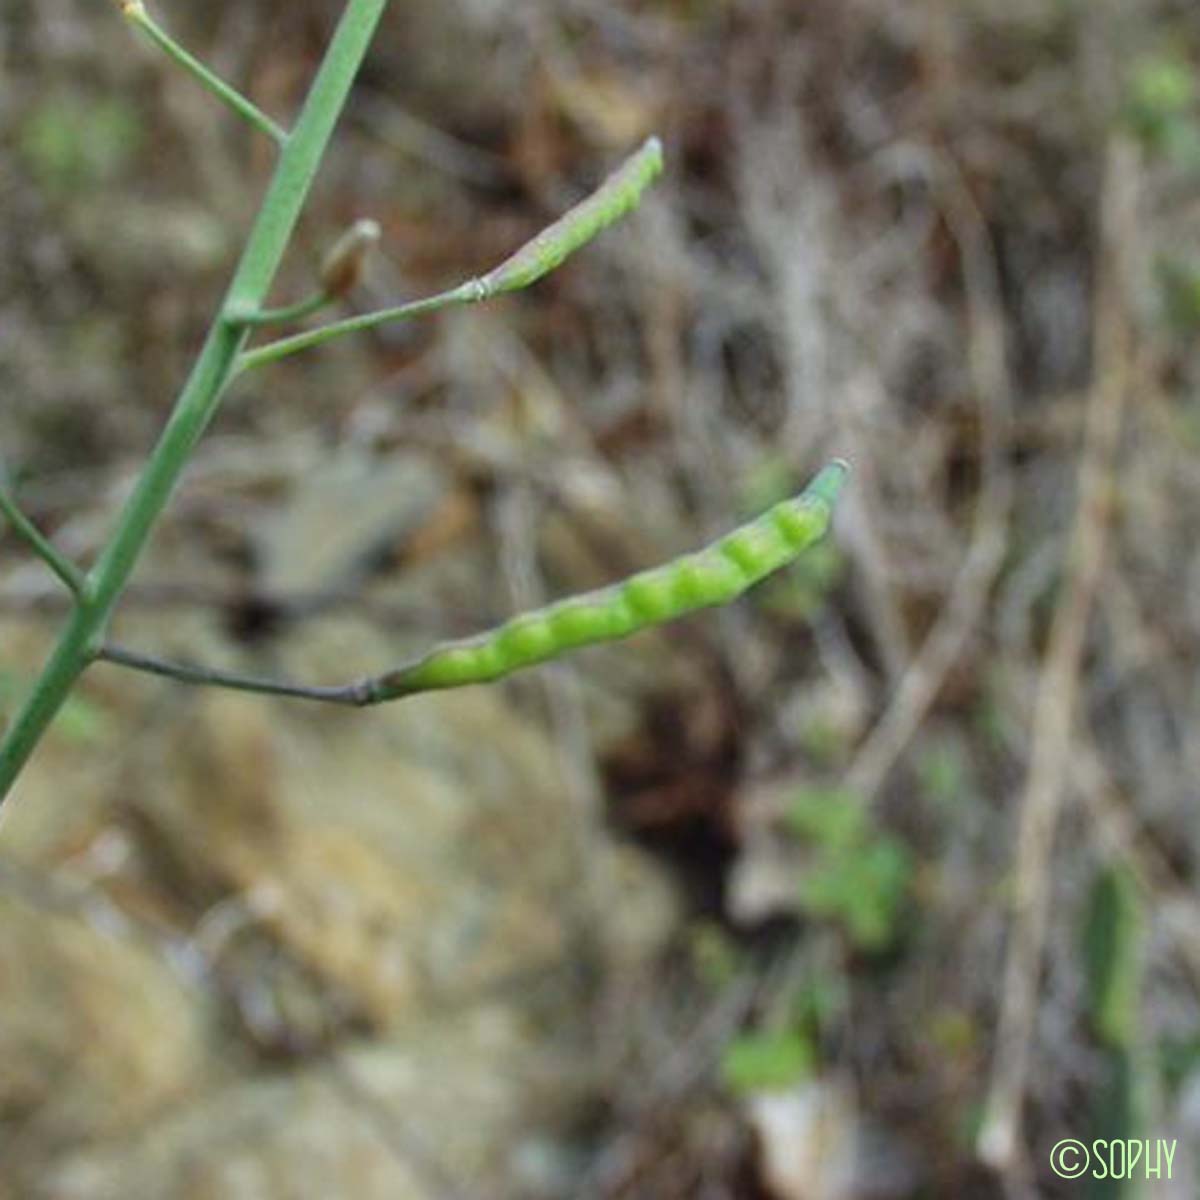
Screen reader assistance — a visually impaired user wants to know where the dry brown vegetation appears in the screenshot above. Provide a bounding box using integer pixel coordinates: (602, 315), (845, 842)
(3, 1), (1200, 1196)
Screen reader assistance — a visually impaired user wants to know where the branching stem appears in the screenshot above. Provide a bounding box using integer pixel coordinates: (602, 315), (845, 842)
(0, 14), (672, 810)
(236, 136), (664, 374)
(0, 0), (388, 806)
(228, 292), (333, 328)
(0, 487), (88, 599)
(122, 2), (288, 147)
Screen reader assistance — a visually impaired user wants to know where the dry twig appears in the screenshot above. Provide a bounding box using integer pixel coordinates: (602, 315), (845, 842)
(845, 160), (1013, 803)
(977, 137), (1140, 1185)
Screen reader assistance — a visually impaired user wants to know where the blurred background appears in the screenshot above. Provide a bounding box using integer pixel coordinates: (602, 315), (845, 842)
(2, 0), (1200, 1196)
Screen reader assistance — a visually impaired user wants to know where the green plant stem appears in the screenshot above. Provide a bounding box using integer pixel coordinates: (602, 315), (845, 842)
(0, 0), (388, 806)
(97, 644), (368, 704)
(0, 488), (87, 598)
(123, 2), (288, 146)
(236, 281), (481, 373)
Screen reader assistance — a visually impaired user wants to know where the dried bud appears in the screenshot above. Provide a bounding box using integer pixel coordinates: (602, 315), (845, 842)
(319, 219), (381, 299)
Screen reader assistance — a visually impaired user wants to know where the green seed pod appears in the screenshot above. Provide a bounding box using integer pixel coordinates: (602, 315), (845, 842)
(546, 597), (617, 648)
(771, 500), (824, 546)
(716, 521), (791, 584)
(379, 459), (848, 698)
(415, 645), (487, 689)
(623, 568), (679, 623)
(494, 614), (557, 667)
(671, 553), (743, 609)
(477, 137), (664, 297)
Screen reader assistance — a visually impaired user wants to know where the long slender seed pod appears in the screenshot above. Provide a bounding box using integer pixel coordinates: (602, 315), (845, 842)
(475, 137), (664, 297)
(373, 460), (848, 699)
(236, 136), (666, 373)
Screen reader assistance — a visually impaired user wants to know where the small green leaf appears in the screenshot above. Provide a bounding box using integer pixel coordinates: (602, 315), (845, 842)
(785, 787), (867, 851)
(721, 1029), (815, 1095)
(1122, 52), (1200, 165)
(1082, 865), (1142, 1049)
(791, 800), (912, 952)
(1126, 54), (1195, 127)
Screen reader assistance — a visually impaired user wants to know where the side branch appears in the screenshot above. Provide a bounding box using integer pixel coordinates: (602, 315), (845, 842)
(235, 136), (664, 374)
(0, 487), (87, 598)
(235, 281), (481, 373)
(96, 644), (371, 705)
(121, 2), (288, 147)
(95, 461), (848, 707)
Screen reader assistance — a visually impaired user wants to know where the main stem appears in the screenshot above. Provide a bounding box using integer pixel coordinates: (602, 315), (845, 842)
(0, 0), (388, 805)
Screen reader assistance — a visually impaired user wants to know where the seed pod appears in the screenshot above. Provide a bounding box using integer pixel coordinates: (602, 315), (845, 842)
(375, 460), (848, 699)
(319, 218), (381, 299)
(476, 137), (664, 297)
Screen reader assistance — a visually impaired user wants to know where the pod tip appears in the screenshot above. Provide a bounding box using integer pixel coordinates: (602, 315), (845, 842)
(806, 458), (851, 507)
